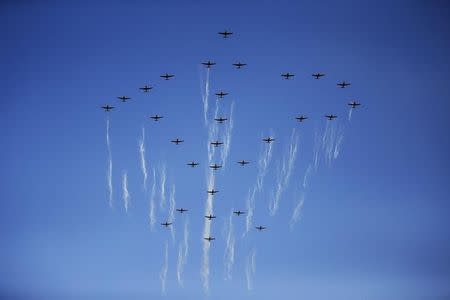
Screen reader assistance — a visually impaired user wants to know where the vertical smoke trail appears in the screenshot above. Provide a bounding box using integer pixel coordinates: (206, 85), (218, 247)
(139, 127), (148, 191)
(168, 184), (176, 241)
(313, 130), (321, 171)
(160, 240), (169, 295)
(106, 118), (113, 207)
(303, 164), (313, 189)
(348, 107), (353, 121)
(220, 101), (234, 168)
(269, 129), (299, 215)
(334, 131), (344, 159)
(201, 170), (215, 294)
(290, 193), (305, 230)
(122, 171), (130, 213)
(177, 218), (189, 287)
(159, 164), (167, 209)
(201, 68), (211, 126)
(149, 168), (157, 230)
(245, 249), (256, 291)
(224, 211), (235, 280)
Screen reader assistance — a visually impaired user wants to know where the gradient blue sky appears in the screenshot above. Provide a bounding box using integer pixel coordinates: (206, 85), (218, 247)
(2, 1), (450, 299)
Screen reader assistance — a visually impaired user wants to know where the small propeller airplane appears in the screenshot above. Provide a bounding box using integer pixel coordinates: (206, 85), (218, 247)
(215, 91), (228, 98)
(237, 160), (250, 166)
(295, 115), (308, 122)
(202, 60), (216, 68)
(210, 164), (222, 170)
(218, 30), (233, 38)
(325, 114), (338, 120)
(262, 137), (275, 143)
(312, 73), (325, 79)
(207, 189), (219, 195)
(233, 210), (245, 216)
(160, 73), (174, 80)
(337, 81), (351, 88)
(118, 96), (131, 102)
(255, 225), (267, 231)
(281, 72), (295, 79)
(139, 85), (153, 92)
(214, 117), (228, 123)
(233, 62), (247, 69)
(176, 208), (188, 213)
(205, 214), (216, 220)
(171, 138), (184, 145)
(210, 141), (223, 147)
(187, 161), (199, 167)
(161, 221), (172, 227)
(150, 114), (163, 121)
(101, 105), (114, 112)
(204, 236), (215, 242)
(348, 101), (361, 108)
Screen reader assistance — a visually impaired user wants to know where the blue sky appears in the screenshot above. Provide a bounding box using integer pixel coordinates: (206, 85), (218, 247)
(1, 1), (450, 299)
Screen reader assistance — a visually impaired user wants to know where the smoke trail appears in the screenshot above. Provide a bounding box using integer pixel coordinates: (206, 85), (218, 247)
(269, 129), (299, 216)
(245, 249), (256, 291)
(290, 193), (305, 230)
(168, 184), (176, 242)
(122, 171), (130, 213)
(177, 218), (189, 287)
(139, 127), (148, 191)
(159, 164), (167, 209)
(106, 118), (113, 207)
(322, 122), (344, 165)
(334, 131), (344, 159)
(160, 240), (169, 295)
(220, 101), (234, 168)
(224, 211), (235, 280)
(348, 108), (353, 121)
(303, 164), (313, 189)
(313, 130), (321, 171)
(201, 170), (215, 294)
(149, 168), (157, 230)
(201, 68), (211, 126)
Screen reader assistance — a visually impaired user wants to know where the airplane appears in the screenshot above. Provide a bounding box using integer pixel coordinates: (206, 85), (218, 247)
(237, 160), (250, 166)
(171, 138), (184, 145)
(233, 62), (247, 69)
(325, 114), (338, 120)
(101, 105), (114, 112)
(218, 30), (233, 38)
(215, 91), (228, 98)
(204, 236), (215, 242)
(233, 210), (245, 216)
(255, 225), (267, 231)
(118, 96), (131, 102)
(161, 221), (172, 227)
(187, 161), (199, 167)
(295, 115), (308, 122)
(210, 141), (223, 147)
(139, 85), (153, 92)
(262, 137), (275, 143)
(214, 117), (228, 123)
(209, 163), (222, 170)
(205, 214), (216, 220)
(202, 60), (216, 68)
(281, 72), (295, 79)
(348, 101), (361, 108)
(207, 189), (219, 195)
(337, 81), (351, 88)
(150, 114), (163, 121)
(312, 73), (325, 79)
(160, 73), (174, 80)
(176, 208), (188, 213)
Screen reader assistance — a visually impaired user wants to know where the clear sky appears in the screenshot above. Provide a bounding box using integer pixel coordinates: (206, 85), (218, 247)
(1, 1), (450, 299)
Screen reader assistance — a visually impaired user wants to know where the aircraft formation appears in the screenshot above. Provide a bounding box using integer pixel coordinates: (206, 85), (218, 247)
(100, 30), (361, 248)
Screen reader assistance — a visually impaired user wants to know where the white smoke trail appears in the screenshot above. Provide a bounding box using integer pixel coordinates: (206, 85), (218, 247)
(290, 193), (305, 230)
(313, 130), (321, 171)
(334, 131), (344, 159)
(220, 101), (234, 168)
(159, 164), (167, 209)
(139, 127), (148, 191)
(177, 218), (189, 287)
(224, 211), (235, 280)
(160, 240), (169, 295)
(149, 168), (157, 230)
(168, 184), (176, 242)
(106, 118), (113, 208)
(201, 170), (215, 294)
(122, 171), (130, 213)
(321, 122), (344, 165)
(245, 249), (256, 291)
(269, 129), (299, 216)
(201, 68), (211, 126)
(348, 108), (353, 121)
(303, 164), (313, 189)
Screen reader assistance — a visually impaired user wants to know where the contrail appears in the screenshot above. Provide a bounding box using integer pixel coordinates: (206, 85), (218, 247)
(269, 129), (299, 216)
(290, 193), (305, 230)
(160, 240), (169, 295)
(348, 108), (353, 121)
(177, 218), (189, 287)
(149, 168), (157, 230)
(245, 249), (256, 291)
(201, 68), (211, 126)
(159, 164), (167, 209)
(106, 118), (113, 208)
(220, 101), (234, 168)
(122, 171), (130, 213)
(139, 127), (148, 191)
(168, 184), (176, 242)
(224, 211), (235, 280)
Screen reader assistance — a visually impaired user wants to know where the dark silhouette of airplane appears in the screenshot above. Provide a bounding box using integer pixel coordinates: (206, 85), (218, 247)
(325, 114), (338, 120)
(204, 236), (215, 242)
(139, 85), (153, 92)
(312, 73), (325, 79)
(348, 101), (361, 108)
(150, 114), (163, 121)
(101, 105), (114, 112)
(207, 189), (218, 195)
(281, 73), (295, 79)
(202, 60), (216, 68)
(171, 138), (184, 145)
(215, 91), (228, 98)
(233, 62), (247, 69)
(233, 210), (245, 216)
(210, 164), (222, 170)
(218, 31), (233, 38)
(255, 225), (267, 231)
(205, 214), (216, 220)
(296, 115), (308, 122)
(161, 221), (172, 227)
(160, 73), (174, 80)
(263, 137), (275, 143)
(211, 141), (223, 147)
(176, 208), (188, 213)
(118, 96), (131, 102)
(237, 160), (249, 166)
(337, 81), (351, 88)
(214, 117), (228, 123)
(187, 161), (199, 167)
